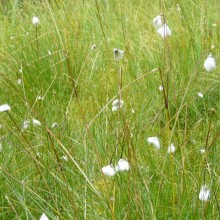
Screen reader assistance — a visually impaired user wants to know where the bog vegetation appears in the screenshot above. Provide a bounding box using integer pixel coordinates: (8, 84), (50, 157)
(0, 0), (220, 219)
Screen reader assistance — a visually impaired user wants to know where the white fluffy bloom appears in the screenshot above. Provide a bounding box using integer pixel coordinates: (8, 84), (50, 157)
(115, 159), (130, 172)
(112, 106), (119, 112)
(32, 16), (40, 26)
(159, 85), (163, 91)
(200, 148), (205, 154)
(156, 24), (172, 38)
(39, 213), (49, 220)
(112, 99), (124, 108)
(199, 185), (210, 202)
(101, 164), (116, 177)
(112, 99), (124, 112)
(153, 15), (163, 28)
(32, 119), (41, 126)
(198, 92), (203, 98)
(0, 104), (11, 112)
(52, 123), (58, 128)
(167, 143), (176, 153)
(113, 48), (124, 61)
(147, 136), (160, 149)
(91, 44), (96, 50)
(61, 155), (68, 161)
(204, 53), (216, 72)
(22, 120), (30, 130)
(17, 79), (22, 84)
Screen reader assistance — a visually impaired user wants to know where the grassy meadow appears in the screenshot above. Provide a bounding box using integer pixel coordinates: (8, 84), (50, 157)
(0, 0), (220, 219)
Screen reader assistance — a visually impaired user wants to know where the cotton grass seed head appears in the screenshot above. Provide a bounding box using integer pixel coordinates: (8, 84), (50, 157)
(198, 92), (203, 98)
(22, 120), (30, 130)
(159, 85), (163, 91)
(32, 16), (40, 26)
(204, 53), (216, 72)
(115, 159), (130, 172)
(113, 48), (124, 61)
(39, 213), (49, 220)
(153, 15), (164, 29)
(91, 44), (96, 50)
(147, 136), (160, 149)
(52, 122), (58, 128)
(0, 104), (11, 112)
(199, 185), (210, 202)
(32, 119), (41, 126)
(112, 99), (124, 112)
(156, 24), (172, 38)
(101, 164), (116, 177)
(167, 143), (176, 153)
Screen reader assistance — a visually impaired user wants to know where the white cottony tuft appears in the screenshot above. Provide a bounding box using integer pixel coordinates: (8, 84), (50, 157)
(204, 53), (216, 72)
(17, 79), (22, 85)
(200, 148), (205, 154)
(167, 143), (176, 153)
(112, 99), (124, 112)
(156, 24), (172, 38)
(22, 120), (30, 130)
(101, 164), (116, 177)
(113, 48), (124, 61)
(52, 123), (58, 128)
(0, 104), (11, 112)
(39, 212), (49, 220)
(32, 119), (41, 126)
(159, 85), (163, 91)
(199, 185), (210, 202)
(61, 155), (68, 161)
(153, 15), (163, 29)
(198, 92), (203, 98)
(32, 16), (40, 26)
(112, 106), (118, 112)
(91, 44), (96, 50)
(112, 99), (124, 108)
(115, 159), (130, 172)
(147, 136), (160, 149)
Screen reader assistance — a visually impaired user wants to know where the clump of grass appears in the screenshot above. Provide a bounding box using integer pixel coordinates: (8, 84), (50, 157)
(0, 0), (220, 219)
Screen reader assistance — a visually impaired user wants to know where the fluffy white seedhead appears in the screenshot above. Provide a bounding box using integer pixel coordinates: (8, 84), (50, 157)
(112, 99), (124, 112)
(112, 106), (119, 112)
(153, 15), (164, 28)
(52, 122), (58, 128)
(17, 79), (22, 85)
(101, 164), (116, 177)
(61, 155), (68, 161)
(147, 136), (160, 149)
(200, 148), (205, 154)
(32, 119), (41, 126)
(167, 143), (176, 153)
(39, 213), (49, 220)
(22, 120), (30, 130)
(112, 99), (124, 108)
(0, 104), (11, 112)
(115, 159), (130, 172)
(91, 44), (96, 50)
(156, 24), (172, 38)
(159, 85), (163, 91)
(32, 16), (40, 26)
(198, 92), (203, 98)
(113, 48), (124, 61)
(204, 53), (216, 72)
(199, 185), (210, 202)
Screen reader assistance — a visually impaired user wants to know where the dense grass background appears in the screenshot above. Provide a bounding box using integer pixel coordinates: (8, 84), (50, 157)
(0, 0), (220, 219)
